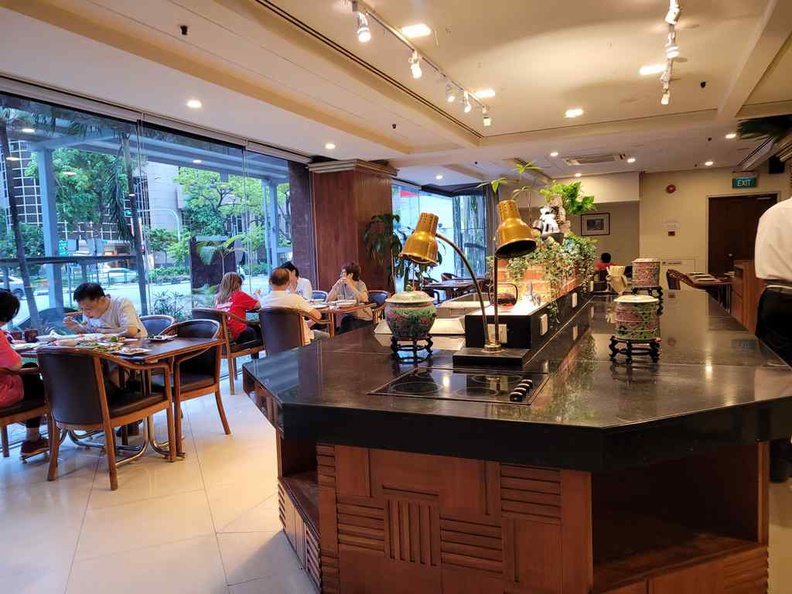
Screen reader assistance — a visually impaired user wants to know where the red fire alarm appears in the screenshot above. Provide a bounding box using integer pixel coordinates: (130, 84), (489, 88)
(666, 184), (676, 194)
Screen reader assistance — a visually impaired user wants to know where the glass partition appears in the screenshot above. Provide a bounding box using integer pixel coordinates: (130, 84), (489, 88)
(0, 91), (294, 331)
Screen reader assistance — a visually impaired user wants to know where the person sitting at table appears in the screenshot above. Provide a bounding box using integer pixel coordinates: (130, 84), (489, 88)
(65, 282), (147, 338)
(281, 261), (313, 300)
(260, 268), (330, 344)
(595, 252), (614, 272)
(0, 290), (48, 457)
(326, 261), (373, 334)
(214, 272), (260, 344)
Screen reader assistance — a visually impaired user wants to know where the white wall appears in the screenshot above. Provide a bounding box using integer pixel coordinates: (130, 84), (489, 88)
(639, 161), (791, 270)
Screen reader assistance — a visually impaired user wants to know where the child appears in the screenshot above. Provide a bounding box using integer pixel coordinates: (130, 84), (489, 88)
(0, 290), (47, 457)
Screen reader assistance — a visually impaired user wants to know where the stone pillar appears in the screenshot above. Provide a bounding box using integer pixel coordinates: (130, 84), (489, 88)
(308, 160), (397, 292)
(288, 162), (315, 284)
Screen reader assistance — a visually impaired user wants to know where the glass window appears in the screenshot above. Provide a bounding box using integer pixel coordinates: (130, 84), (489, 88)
(392, 184), (487, 282)
(1, 92), (295, 332)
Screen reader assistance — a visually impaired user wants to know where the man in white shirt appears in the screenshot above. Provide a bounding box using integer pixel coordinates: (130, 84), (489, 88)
(754, 197), (792, 482)
(281, 261), (314, 301)
(260, 268), (329, 345)
(65, 282), (147, 338)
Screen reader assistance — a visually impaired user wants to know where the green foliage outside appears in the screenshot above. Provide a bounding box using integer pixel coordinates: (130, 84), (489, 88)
(0, 221), (44, 261)
(174, 168), (264, 236)
(151, 291), (190, 321)
(26, 148), (132, 242)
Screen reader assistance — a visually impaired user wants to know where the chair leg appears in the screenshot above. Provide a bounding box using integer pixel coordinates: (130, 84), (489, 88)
(164, 408), (176, 463)
(215, 389), (231, 435)
(106, 427), (119, 491)
(228, 357), (236, 395)
(1, 425), (8, 458)
(47, 420), (61, 482)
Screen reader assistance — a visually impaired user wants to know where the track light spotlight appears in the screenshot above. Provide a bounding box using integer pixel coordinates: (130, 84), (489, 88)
(445, 84), (457, 103)
(665, 0), (681, 25)
(482, 108), (492, 127)
(661, 89), (671, 105)
(463, 92), (472, 114)
(356, 11), (371, 42)
(409, 50), (422, 79)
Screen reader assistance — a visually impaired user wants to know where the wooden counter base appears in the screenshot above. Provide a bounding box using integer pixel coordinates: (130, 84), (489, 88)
(275, 439), (768, 594)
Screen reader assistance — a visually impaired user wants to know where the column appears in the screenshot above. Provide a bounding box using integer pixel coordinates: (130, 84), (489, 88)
(308, 160), (397, 292)
(37, 149), (64, 308)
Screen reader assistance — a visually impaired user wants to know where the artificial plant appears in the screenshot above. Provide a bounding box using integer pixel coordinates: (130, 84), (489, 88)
(540, 181), (596, 215)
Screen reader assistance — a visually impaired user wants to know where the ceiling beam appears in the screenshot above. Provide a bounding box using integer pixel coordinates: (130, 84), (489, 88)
(718, 0), (792, 120)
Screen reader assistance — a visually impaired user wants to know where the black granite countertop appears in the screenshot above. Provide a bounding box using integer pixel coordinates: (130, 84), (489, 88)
(244, 291), (792, 471)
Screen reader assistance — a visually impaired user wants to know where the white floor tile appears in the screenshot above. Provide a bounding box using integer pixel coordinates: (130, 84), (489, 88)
(0, 563), (71, 594)
(75, 489), (214, 561)
(217, 531), (302, 586)
(229, 570), (315, 594)
(219, 492), (281, 534)
(67, 535), (229, 594)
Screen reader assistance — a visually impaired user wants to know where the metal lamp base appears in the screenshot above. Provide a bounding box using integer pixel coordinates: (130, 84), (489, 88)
(452, 347), (530, 368)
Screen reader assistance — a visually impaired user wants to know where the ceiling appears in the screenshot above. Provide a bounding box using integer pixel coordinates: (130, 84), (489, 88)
(0, 0), (790, 186)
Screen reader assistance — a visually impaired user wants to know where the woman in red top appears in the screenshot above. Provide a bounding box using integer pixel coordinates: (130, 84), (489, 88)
(214, 272), (260, 343)
(0, 290), (48, 457)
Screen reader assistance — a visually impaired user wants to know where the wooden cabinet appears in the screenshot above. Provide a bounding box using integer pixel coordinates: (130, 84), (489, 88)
(732, 260), (764, 333)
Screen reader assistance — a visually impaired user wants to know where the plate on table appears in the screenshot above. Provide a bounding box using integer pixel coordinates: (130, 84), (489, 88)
(11, 343), (39, 351)
(118, 347), (151, 356)
(312, 303), (328, 310)
(336, 299), (357, 307)
(148, 335), (176, 342)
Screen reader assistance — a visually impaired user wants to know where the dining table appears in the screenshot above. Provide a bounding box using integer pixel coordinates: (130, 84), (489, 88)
(682, 274), (734, 311)
(14, 335), (222, 458)
(423, 278), (483, 301)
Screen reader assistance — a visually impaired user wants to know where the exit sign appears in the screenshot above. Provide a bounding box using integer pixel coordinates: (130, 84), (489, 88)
(733, 174), (758, 189)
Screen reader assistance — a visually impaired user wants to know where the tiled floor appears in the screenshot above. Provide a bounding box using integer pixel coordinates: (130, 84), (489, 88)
(0, 384), (313, 594)
(2, 385), (792, 593)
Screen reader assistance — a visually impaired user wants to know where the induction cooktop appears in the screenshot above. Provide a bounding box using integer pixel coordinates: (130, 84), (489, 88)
(369, 367), (548, 405)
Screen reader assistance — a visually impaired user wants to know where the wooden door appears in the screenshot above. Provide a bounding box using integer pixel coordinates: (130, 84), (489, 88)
(708, 195), (776, 275)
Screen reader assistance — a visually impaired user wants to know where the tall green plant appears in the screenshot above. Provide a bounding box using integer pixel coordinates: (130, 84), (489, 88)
(540, 181), (595, 215)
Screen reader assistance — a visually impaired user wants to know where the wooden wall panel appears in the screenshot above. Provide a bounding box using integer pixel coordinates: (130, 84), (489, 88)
(335, 445), (371, 499)
(311, 170), (356, 291)
(309, 163), (394, 292)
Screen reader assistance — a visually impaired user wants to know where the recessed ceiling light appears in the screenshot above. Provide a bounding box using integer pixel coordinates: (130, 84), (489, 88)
(435, 174), (444, 180)
(186, 99), (202, 109)
(704, 160), (714, 167)
(725, 132), (737, 139)
(565, 108), (584, 118)
(639, 64), (666, 76)
(575, 173), (582, 178)
(62, 170), (77, 176)
(5, 156), (20, 161)
(550, 151), (559, 157)
(400, 23), (432, 38)
(627, 157), (637, 163)
(325, 142), (336, 150)
(20, 128), (35, 134)
(473, 89), (496, 99)
(192, 159), (202, 164)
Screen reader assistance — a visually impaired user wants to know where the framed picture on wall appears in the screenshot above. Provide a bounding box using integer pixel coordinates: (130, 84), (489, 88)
(581, 213), (610, 236)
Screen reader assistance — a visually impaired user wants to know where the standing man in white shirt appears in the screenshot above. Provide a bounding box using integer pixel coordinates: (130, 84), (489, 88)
(260, 268), (329, 345)
(754, 197), (792, 482)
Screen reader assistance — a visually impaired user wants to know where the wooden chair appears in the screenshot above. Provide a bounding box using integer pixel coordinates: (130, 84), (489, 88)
(38, 348), (175, 490)
(140, 315), (176, 336)
(368, 290), (390, 323)
(666, 269), (684, 290)
(158, 320), (229, 446)
(0, 368), (51, 460)
(258, 308), (308, 355)
(312, 290), (328, 301)
(191, 308), (265, 395)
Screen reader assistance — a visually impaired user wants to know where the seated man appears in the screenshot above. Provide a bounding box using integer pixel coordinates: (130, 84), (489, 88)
(65, 282), (147, 338)
(260, 268), (329, 345)
(595, 252), (614, 272)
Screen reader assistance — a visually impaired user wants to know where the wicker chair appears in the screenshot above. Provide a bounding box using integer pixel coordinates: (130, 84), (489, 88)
(368, 290), (390, 323)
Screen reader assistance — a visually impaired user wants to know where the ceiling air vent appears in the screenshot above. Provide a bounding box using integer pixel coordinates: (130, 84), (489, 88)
(563, 153), (625, 166)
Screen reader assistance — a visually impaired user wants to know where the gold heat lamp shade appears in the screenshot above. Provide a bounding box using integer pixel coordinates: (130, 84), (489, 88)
(400, 212), (439, 265)
(494, 200), (537, 259)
